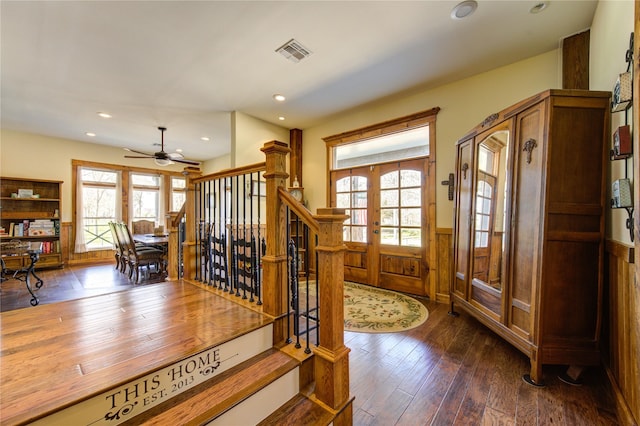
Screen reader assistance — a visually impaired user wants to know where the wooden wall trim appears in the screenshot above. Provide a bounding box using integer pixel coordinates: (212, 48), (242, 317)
(562, 30), (590, 90)
(605, 237), (639, 425)
(606, 239), (635, 264)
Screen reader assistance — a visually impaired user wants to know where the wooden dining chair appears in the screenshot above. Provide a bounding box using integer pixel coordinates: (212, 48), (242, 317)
(118, 222), (165, 283)
(132, 220), (155, 235)
(108, 221), (127, 273)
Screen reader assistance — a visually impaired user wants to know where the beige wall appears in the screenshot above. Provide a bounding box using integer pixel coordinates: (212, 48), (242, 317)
(590, 0), (634, 244)
(0, 129), (187, 222)
(231, 111), (289, 166)
(302, 50), (561, 227)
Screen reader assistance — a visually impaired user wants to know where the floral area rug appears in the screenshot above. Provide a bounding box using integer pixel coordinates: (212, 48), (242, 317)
(343, 281), (428, 333)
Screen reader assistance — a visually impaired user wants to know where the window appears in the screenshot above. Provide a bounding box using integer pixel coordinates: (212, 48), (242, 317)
(335, 175), (368, 243)
(131, 173), (162, 223)
(171, 177), (186, 212)
(380, 169), (422, 247)
(78, 168), (119, 250)
(73, 161), (186, 252)
(332, 126), (429, 170)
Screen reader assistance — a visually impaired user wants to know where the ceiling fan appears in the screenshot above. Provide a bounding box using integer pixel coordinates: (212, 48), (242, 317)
(124, 127), (200, 166)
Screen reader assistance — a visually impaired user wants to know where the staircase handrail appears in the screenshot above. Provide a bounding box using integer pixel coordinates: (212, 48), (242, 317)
(277, 187), (319, 235)
(192, 162), (266, 184)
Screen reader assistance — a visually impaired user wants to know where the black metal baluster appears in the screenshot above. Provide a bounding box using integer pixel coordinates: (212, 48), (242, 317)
(256, 172), (263, 305)
(194, 182), (202, 281)
(241, 173), (248, 300)
(289, 238), (300, 349)
(249, 172), (255, 303)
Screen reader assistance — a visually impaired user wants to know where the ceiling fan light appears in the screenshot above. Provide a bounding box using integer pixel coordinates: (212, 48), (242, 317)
(154, 158), (173, 166)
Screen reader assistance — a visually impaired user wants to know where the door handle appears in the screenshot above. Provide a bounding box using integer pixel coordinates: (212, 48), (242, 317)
(373, 230), (379, 234)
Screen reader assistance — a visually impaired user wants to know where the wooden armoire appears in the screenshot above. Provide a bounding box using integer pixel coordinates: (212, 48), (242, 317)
(451, 89), (611, 386)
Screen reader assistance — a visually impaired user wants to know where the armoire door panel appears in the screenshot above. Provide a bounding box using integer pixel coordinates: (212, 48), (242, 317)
(542, 240), (601, 340)
(548, 107), (606, 206)
(453, 139), (473, 297)
(509, 102), (546, 318)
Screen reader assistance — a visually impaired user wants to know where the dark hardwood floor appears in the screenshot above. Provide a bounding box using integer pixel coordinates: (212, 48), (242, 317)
(0, 263), (620, 425)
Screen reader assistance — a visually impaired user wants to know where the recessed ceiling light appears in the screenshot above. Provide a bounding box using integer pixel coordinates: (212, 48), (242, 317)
(278, 116), (285, 121)
(97, 112), (112, 118)
(175, 148), (183, 153)
(530, 2), (548, 14)
(201, 136), (210, 141)
(451, 0), (477, 20)
(85, 132), (96, 137)
(273, 94), (286, 102)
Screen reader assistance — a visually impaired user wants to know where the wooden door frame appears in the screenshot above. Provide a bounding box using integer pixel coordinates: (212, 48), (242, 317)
(323, 107), (439, 299)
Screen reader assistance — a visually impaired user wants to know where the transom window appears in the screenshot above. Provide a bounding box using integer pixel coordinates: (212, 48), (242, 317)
(332, 126), (429, 170)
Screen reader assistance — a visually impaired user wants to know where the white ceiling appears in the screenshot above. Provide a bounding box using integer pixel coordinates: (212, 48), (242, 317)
(1, 1), (598, 163)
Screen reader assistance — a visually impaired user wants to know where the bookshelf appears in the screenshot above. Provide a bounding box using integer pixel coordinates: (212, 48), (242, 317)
(0, 177), (63, 269)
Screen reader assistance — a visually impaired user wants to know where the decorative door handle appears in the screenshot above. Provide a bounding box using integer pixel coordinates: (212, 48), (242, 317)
(523, 138), (537, 164)
(461, 163), (469, 179)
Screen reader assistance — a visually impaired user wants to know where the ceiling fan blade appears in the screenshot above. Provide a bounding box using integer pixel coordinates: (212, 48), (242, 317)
(124, 147), (154, 156)
(125, 155), (155, 159)
(173, 158), (201, 165)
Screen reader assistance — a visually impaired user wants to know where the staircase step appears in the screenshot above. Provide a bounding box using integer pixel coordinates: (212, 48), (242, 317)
(257, 394), (335, 426)
(124, 348), (300, 425)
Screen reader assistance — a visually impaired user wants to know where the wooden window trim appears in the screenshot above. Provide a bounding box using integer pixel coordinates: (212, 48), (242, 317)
(322, 106), (440, 299)
(72, 160), (186, 250)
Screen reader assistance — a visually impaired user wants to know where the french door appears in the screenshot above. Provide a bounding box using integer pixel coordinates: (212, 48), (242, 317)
(330, 158), (430, 296)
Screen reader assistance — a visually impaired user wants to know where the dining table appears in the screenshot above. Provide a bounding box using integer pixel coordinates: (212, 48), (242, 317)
(133, 234), (169, 278)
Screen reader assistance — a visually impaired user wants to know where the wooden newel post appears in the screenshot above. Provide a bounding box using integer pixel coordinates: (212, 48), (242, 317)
(260, 141), (291, 345)
(166, 211), (179, 281)
(181, 167), (202, 280)
(313, 208), (353, 422)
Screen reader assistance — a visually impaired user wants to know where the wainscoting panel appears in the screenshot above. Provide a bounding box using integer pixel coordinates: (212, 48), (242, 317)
(61, 222), (115, 266)
(605, 240), (639, 426)
(435, 228), (452, 303)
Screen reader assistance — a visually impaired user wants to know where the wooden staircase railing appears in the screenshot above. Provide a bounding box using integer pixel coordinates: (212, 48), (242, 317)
(180, 140), (353, 424)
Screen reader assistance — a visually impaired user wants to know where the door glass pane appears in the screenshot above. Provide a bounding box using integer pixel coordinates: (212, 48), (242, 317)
(351, 209), (367, 225)
(380, 171), (399, 189)
(400, 188), (420, 206)
(380, 190), (399, 207)
(344, 209), (351, 225)
(336, 177), (350, 192)
(380, 209), (398, 226)
(351, 226), (367, 243)
(353, 192), (367, 207)
(400, 170), (421, 186)
(352, 176), (368, 191)
(401, 208), (421, 226)
(337, 193), (350, 208)
(380, 227), (398, 245)
(401, 229), (421, 247)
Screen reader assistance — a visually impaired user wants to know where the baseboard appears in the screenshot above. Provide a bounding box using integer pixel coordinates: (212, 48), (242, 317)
(604, 364), (639, 426)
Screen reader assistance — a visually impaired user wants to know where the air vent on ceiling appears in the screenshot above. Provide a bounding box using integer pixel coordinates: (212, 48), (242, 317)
(275, 39), (312, 63)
